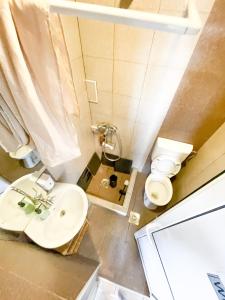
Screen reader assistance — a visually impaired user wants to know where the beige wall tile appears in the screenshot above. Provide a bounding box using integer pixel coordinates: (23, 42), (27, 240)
(79, 19), (114, 59)
(90, 91), (113, 116)
(141, 65), (184, 104)
(149, 30), (198, 68)
(113, 61), (146, 97)
(113, 116), (134, 141)
(91, 112), (113, 124)
(84, 57), (113, 92)
(148, 9), (201, 69)
(136, 99), (155, 125)
(112, 117), (134, 158)
(93, 136), (103, 158)
(160, 0), (188, 12)
(114, 25), (153, 63)
(60, 16), (82, 60)
(113, 94), (139, 121)
(138, 66), (184, 124)
(130, 122), (155, 157)
(120, 134), (133, 159)
(77, 91), (91, 120)
(75, 0), (215, 170)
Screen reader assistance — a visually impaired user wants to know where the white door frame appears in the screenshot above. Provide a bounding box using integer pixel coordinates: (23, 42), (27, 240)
(135, 171), (225, 299)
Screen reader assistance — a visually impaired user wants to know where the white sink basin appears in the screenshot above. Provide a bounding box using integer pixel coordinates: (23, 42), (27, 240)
(0, 174), (88, 249)
(0, 174), (45, 231)
(25, 182), (88, 249)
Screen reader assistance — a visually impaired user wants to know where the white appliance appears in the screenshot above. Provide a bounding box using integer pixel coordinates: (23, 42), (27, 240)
(135, 172), (225, 300)
(144, 138), (193, 209)
(9, 144), (41, 168)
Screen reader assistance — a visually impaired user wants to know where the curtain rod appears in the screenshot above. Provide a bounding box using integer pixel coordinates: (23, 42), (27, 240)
(49, 0), (201, 34)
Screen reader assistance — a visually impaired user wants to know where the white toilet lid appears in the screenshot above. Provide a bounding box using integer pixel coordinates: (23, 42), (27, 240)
(151, 155), (181, 178)
(145, 174), (173, 206)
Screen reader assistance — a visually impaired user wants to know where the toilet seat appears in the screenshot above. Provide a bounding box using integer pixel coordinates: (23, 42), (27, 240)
(145, 173), (173, 206)
(151, 155), (181, 178)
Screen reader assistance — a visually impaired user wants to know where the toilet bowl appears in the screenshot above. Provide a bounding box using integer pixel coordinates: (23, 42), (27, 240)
(144, 159), (176, 210)
(144, 138), (193, 210)
(144, 174), (172, 209)
(9, 144), (41, 168)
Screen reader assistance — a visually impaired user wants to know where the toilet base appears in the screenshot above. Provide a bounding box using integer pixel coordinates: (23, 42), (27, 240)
(144, 192), (157, 210)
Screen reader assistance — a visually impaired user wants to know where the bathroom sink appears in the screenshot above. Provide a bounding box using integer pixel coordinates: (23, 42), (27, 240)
(25, 182), (88, 249)
(0, 174), (45, 231)
(0, 174), (88, 249)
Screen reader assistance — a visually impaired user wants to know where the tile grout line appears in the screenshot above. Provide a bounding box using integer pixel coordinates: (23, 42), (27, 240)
(112, 0), (116, 121)
(84, 54), (148, 66)
(76, 15), (95, 126)
(129, 0), (163, 168)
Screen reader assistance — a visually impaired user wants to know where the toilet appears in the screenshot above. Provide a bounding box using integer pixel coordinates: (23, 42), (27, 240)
(9, 144), (41, 169)
(144, 138), (193, 210)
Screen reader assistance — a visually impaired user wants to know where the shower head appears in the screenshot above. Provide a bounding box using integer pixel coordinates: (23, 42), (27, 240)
(119, 0), (133, 9)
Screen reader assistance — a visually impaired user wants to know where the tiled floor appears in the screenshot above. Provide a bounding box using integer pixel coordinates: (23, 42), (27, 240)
(87, 164), (130, 206)
(93, 277), (151, 300)
(79, 172), (177, 296)
(0, 151), (184, 297)
(79, 173), (152, 296)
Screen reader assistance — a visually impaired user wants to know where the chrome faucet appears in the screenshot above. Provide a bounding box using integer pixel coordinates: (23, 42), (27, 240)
(91, 123), (117, 151)
(91, 122), (122, 162)
(11, 186), (54, 214)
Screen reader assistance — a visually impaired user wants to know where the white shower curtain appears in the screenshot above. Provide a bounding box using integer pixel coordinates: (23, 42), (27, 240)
(0, 93), (29, 151)
(0, 0), (81, 166)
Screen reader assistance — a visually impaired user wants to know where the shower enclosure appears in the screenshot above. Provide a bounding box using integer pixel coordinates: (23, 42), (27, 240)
(49, 0), (213, 213)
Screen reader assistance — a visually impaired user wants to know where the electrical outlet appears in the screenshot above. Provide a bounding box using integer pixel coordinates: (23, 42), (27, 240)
(128, 211), (140, 226)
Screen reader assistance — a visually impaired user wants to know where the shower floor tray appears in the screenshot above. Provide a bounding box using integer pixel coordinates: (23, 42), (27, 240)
(87, 164), (137, 216)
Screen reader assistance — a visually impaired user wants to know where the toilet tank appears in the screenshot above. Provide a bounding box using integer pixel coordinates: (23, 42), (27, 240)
(151, 137), (193, 163)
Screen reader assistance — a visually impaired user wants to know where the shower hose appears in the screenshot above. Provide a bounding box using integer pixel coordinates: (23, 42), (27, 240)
(103, 131), (122, 162)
